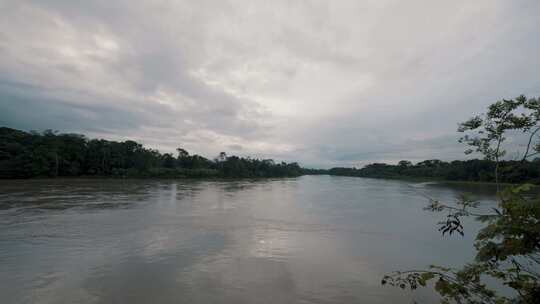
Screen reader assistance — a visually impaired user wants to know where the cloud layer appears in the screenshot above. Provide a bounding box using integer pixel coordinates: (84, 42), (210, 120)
(1, 0), (540, 167)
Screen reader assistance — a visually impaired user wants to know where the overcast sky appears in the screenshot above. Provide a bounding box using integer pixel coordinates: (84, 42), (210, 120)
(1, 0), (539, 168)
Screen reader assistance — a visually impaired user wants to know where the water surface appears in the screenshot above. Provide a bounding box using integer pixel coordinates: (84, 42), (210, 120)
(0, 176), (497, 303)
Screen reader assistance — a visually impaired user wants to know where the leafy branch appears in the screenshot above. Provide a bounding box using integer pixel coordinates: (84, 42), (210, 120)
(383, 96), (540, 303)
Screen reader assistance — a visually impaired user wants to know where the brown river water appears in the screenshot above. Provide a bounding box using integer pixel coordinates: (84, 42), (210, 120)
(0, 176), (498, 303)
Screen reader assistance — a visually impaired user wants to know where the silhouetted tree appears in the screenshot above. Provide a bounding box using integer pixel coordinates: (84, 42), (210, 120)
(0, 127), (304, 179)
(383, 95), (540, 303)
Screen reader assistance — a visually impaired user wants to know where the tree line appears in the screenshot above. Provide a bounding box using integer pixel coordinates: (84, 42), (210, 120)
(4, 125), (540, 184)
(320, 158), (540, 184)
(0, 127), (302, 179)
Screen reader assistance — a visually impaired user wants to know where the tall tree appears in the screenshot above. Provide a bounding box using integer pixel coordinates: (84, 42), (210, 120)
(383, 96), (540, 303)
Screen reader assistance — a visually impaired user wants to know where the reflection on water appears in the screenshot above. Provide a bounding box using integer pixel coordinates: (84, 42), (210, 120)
(0, 176), (497, 304)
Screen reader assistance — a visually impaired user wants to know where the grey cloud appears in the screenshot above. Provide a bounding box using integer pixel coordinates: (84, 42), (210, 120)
(1, 0), (540, 166)
(227, 144), (244, 151)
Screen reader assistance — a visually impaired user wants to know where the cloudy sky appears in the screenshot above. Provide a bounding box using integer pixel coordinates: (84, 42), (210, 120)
(1, 0), (539, 168)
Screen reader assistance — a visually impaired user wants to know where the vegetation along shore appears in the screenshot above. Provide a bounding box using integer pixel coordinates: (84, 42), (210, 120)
(2, 126), (540, 185)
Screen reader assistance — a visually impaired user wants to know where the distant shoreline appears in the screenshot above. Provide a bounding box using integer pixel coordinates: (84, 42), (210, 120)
(317, 174), (523, 187)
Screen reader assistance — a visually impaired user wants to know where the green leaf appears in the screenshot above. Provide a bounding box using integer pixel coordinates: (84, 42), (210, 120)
(511, 183), (533, 193)
(420, 272), (435, 282)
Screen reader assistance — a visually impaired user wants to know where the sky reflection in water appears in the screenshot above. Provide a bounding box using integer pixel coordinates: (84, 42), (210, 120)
(0, 176), (497, 304)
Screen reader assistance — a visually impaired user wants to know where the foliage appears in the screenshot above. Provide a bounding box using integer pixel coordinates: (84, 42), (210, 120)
(383, 95), (540, 303)
(320, 159), (540, 184)
(0, 127), (303, 179)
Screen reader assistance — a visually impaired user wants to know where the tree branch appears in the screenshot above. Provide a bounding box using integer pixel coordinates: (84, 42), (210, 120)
(522, 126), (540, 162)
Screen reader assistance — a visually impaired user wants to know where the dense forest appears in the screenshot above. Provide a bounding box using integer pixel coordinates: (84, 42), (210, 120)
(0, 127), (302, 179)
(323, 159), (540, 184)
(3, 126), (540, 183)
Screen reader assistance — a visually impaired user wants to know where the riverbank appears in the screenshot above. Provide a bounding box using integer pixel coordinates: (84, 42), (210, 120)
(316, 173), (531, 187)
(321, 159), (540, 185)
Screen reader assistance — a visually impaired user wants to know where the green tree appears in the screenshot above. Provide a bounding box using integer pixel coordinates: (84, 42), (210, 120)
(176, 148), (189, 158)
(383, 95), (540, 303)
(0, 127), (304, 179)
(161, 153), (176, 169)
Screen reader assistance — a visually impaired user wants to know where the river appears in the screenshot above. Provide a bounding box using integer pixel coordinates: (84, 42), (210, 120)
(0, 176), (498, 303)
